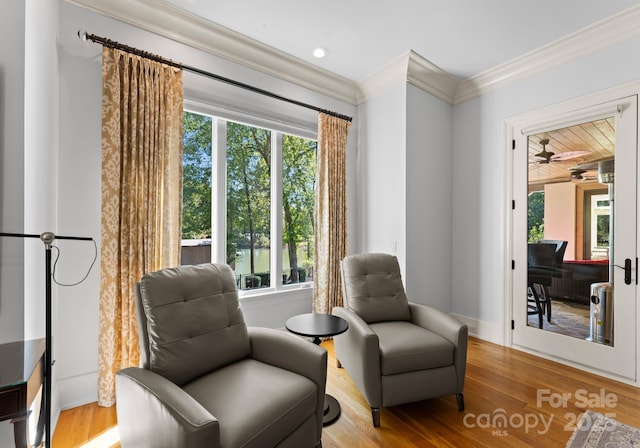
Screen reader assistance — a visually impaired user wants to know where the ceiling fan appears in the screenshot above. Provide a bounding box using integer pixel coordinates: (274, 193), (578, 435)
(568, 156), (614, 183)
(534, 138), (555, 164)
(568, 168), (598, 182)
(533, 138), (591, 164)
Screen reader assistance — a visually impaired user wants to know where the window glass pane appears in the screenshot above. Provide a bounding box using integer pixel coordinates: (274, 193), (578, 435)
(226, 122), (271, 290)
(181, 111), (212, 265)
(282, 135), (317, 284)
(590, 194), (611, 258)
(527, 191), (544, 242)
(526, 122), (615, 344)
(596, 215), (610, 247)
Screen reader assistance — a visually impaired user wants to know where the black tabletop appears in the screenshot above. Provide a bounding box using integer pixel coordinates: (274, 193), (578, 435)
(285, 313), (348, 339)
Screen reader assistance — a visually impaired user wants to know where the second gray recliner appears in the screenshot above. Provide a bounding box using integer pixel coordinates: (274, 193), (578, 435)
(332, 253), (467, 427)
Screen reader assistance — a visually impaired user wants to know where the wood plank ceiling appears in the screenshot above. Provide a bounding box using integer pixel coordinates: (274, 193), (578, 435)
(528, 117), (615, 186)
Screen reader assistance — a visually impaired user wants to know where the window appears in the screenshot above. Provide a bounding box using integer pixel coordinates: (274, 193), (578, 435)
(590, 193), (611, 259)
(180, 110), (316, 294)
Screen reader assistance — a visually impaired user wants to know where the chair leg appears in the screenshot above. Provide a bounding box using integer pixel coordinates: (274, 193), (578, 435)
(371, 407), (380, 427)
(530, 284), (544, 329)
(543, 285), (552, 322)
(527, 286), (544, 328)
(456, 393), (465, 411)
(538, 307), (544, 329)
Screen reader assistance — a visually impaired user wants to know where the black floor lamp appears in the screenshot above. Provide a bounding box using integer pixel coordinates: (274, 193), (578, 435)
(0, 232), (93, 448)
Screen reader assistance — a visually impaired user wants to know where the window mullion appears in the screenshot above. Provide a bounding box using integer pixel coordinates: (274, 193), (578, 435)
(212, 118), (227, 264)
(271, 132), (283, 289)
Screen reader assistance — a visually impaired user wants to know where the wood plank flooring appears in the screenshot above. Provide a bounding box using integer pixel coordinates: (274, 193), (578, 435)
(53, 337), (640, 447)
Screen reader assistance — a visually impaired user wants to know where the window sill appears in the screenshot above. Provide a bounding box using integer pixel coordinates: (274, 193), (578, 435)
(239, 283), (313, 304)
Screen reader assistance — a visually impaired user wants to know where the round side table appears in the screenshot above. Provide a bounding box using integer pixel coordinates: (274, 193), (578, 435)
(285, 313), (348, 426)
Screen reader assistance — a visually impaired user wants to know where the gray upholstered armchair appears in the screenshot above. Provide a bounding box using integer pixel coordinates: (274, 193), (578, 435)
(332, 253), (467, 427)
(116, 263), (327, 448)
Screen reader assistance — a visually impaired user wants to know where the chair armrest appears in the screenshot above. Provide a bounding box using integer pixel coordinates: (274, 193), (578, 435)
(409, 303), (468, 392)
(248, 327), (327, 388)
(116, 367), (219, 448)
(248, 327), (327, 443)
(409, 303), (466, 346)
(332, 307), (382, 408)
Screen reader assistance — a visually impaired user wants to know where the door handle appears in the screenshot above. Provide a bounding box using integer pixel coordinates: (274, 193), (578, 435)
(624, 258), (632, 285)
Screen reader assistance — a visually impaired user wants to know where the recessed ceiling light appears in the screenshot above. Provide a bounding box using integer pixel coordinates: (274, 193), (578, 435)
(313, 47), (328, 58)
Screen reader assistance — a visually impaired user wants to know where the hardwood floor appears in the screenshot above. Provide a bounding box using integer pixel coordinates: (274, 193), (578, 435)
(52, 398), (119, 448)
(53, 337), (640, 447)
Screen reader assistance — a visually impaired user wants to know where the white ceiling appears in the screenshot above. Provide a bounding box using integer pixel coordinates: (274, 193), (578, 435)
(161, 0), (640, 82)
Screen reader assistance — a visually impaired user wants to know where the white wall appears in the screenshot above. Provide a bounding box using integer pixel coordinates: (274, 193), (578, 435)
(356, 82), (453, 311)
(24, 0), (59, 340)
(357, 83), (406, 270)
(56, 48), (102, 409)
(451, 36), (640, 340)
(406, 84), (453, 311)
(544, 182), (577, 259)
(55, 0), (357, 412)
(0, 0), (26, 347)
(0, 2), (26, 443)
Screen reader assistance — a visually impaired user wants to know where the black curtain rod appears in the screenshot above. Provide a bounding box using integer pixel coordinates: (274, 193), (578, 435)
(81, 31), (352, 123)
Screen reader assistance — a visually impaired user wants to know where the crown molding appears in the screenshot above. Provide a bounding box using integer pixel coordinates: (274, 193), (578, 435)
(406, 51), (459, 104)
(454, 5), (640, 104)
(355, 50), (458, 105)
(67, 0), (359, 105)
(356, 52), (409, 103)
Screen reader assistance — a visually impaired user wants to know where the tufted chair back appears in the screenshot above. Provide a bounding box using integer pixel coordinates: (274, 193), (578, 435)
(135, 263), (250, 386)
(341, 253), (412, 324)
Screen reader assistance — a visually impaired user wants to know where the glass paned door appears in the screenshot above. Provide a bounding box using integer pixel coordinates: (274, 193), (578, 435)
(512, 96), (637, 381)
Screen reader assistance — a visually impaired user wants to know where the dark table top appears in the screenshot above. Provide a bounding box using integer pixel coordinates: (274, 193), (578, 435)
(285, 313), (348, 338)
(0, 338), (45, 389)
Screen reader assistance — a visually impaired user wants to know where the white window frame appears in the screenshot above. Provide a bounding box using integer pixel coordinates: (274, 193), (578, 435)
(184, 99), (317, 298)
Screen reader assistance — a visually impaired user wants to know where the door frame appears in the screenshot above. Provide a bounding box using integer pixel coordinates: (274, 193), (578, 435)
(502, 81), (640, 385)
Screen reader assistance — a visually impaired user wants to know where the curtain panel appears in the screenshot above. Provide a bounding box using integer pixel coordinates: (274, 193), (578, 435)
(98, 47), (183, 406)
(313, 113), (352, 315)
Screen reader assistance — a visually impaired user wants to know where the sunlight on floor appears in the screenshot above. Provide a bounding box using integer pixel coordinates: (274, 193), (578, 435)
(80, 426), (120, 448)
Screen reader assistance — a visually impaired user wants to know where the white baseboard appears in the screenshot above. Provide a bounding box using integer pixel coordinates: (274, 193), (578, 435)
(452, 313), (504, 346)
(56, 371), (98, 411)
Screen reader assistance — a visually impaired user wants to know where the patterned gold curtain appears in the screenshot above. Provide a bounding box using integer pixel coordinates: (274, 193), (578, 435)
(98, 47), (183, 406)
(313, 113), (351, 315)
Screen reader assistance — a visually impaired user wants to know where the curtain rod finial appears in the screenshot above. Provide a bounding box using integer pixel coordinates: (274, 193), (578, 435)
(77, 29), (87, 42)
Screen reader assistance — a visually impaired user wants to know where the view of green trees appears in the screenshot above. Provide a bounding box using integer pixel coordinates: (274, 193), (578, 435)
(282, 134), (317, 283)
(226, 121), (271, 283)
(528, 191), (545, 242)
(596, 214), (610, 246)
(182, 112), (212, 240)
(181, 111), (316, 287)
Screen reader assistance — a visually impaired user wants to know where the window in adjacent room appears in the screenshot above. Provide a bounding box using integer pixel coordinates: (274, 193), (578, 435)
(590, 193), (611, 260)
